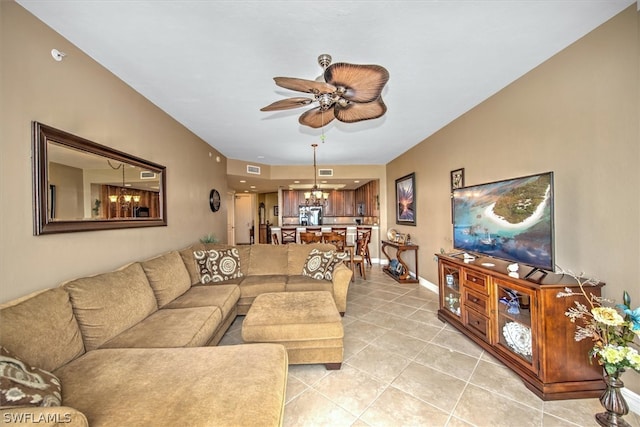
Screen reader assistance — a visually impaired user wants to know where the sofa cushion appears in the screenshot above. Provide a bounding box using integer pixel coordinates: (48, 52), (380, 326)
(99, 307), (223, 349)
(0, 288), (85, 373)
(52, 346), (287, 427)
(248, 244), (288, 275)
(302, 249), (335, 280)
(140, 251), (191, 308)
(194, 248), (244, 284)
(64, 263), (158, 351)
(164, 284), (240, 320)
(286, 275), (334, 294)
(238, 275), (286, 299)
(0, 346), (62, 407)
(178, 243), (205, 285)
(287, 243), (336, 275)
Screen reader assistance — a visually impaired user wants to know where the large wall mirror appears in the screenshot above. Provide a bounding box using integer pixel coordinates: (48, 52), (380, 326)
(32, 122), (167, 235)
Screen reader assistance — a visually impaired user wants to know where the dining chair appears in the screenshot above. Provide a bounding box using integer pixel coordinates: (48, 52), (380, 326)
(300, 231), (322, 244)
(281, 227), (297, 244)
(350, 231), (370, 280)
(331, 227), (347, 241)
(356, 227), (372, 266)
(323, 232), (346, 252)
(305, 227), (321, 233)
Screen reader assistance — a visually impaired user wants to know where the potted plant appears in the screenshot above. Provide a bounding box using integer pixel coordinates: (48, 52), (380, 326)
(558, 271), (640, 427)
(92, 199), (101, 217)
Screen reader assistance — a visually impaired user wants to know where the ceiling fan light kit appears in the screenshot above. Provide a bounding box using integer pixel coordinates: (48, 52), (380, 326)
(261, 54), (389, 129)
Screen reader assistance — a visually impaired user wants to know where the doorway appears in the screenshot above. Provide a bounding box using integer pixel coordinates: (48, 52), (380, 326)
(226, 191), (235, 245)
(234, 193), (254, 244)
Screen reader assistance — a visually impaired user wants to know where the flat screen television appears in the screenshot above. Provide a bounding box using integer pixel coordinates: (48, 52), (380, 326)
(452, 171), (554, 271)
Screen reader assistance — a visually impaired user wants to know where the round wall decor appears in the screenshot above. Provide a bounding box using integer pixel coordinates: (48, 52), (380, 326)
(209, 189), (221, 212)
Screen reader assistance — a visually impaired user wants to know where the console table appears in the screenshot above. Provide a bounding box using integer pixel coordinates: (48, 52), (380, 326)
(381, 240), (419, 283)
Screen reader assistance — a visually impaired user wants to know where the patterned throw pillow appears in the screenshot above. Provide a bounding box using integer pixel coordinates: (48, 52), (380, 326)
(0, 346), (62, 407)
(194, 248), (244, 284)
(324, 251), (349, 280)
(302, 249), (337, 280)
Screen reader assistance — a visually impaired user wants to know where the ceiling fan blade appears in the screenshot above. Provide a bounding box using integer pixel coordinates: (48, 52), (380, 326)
(260, 97), (313, 111)
(334, 97), (387, 123)
(273, 77), (336, 94)
(324, 63), (389, 103)
(298, 106), (336, 128)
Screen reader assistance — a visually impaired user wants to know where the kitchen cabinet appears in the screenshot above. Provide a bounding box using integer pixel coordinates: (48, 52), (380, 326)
(355, 180), (378, 216)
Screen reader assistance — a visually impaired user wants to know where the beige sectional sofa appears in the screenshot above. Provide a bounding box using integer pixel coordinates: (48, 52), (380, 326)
(0, 242), (352, 426)
(180, 243), (353, 315)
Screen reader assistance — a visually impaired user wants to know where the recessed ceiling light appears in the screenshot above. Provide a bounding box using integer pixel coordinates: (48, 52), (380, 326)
(294, 180), (300, 184)
(244, 190), (249, 193)
(354, 180), (360, 183)
(250, 185), (256, 189)
(240, 180), (246, 183)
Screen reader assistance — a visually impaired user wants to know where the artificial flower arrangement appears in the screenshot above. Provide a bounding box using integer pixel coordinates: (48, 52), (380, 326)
(557, 270), (640, 376)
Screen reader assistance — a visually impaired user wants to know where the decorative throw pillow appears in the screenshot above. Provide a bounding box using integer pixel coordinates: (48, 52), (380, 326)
(302, 249), (336, 280)
(194, 248), (243, 284)
(324, 251), (349, 280)
(0, 346), (62, 407)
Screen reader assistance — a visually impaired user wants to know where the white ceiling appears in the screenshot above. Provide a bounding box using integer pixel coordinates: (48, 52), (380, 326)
(17, 0), (634, 168)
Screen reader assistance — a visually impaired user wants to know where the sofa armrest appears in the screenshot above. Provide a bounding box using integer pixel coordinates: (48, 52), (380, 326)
(331, 262), (353, 315)
(1, 406), (88, 426)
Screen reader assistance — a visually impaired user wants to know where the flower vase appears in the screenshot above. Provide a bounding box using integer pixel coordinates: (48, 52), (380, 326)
(596, 369), (630, 427)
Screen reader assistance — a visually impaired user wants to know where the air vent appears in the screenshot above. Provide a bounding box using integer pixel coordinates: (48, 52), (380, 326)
(247, 165), (261, 175)
(318, 169), (333, 177)
(140, 171), (157, 180)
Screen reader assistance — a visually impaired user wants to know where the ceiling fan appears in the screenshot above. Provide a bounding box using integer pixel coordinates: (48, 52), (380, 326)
(260, 54), (389, 129)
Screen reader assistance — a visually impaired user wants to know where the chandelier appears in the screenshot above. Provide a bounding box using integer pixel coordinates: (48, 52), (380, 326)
(304, 144), (329, 206)
(107, 161), (140, 212)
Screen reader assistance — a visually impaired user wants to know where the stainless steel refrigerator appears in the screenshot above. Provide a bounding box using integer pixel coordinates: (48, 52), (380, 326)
(299, 206), (322, 226)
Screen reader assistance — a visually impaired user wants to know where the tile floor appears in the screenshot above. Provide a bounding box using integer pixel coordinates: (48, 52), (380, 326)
(219, 266), (640, 427)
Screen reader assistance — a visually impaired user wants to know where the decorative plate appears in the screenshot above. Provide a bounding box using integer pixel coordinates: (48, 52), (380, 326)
(502, 321), (532, 357)
(387, 228), (398, 241)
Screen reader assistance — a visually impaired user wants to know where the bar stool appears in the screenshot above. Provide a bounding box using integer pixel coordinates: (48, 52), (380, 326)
(281, 227), (297, 244)
(356, 227), (372, 266)
(305, 227), (321, 233)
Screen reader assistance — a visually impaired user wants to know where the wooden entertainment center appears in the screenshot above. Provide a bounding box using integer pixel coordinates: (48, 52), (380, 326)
(436, 253), (605, 400)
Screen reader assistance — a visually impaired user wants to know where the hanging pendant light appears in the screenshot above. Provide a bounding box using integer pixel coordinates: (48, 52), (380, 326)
(304, 144), (329, 206)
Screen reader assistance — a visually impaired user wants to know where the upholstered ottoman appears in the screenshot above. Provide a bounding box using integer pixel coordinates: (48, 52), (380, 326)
(241, 291), (344, 370)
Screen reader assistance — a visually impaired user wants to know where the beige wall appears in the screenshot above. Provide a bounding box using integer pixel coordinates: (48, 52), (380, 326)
(387, 7), (639, 393)
(0, 2), (228, 302)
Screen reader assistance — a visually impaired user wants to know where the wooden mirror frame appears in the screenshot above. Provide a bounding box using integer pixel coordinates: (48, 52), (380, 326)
(32, 122), (167, 235)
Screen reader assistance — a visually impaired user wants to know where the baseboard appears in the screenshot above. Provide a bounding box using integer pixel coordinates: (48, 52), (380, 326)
(407, 272), (438, 294)
(622, 387), (640, 415)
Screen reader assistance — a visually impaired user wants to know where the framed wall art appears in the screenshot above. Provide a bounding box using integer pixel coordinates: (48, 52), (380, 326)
(450, 168), (465, 191)
(395, 172), (416, 226)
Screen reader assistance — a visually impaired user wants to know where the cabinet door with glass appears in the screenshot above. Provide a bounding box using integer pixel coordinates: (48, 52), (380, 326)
(493, 277), (538, 373)
(440, 260), (462, 320)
